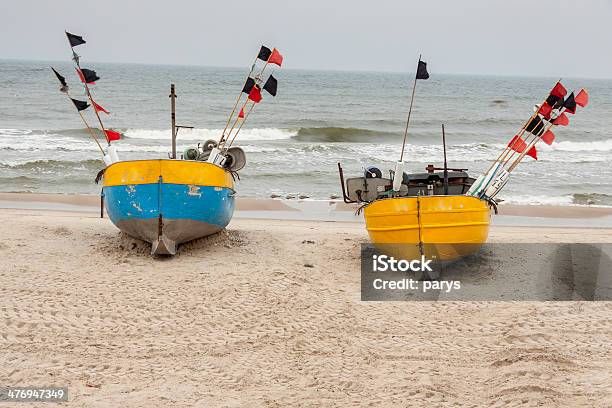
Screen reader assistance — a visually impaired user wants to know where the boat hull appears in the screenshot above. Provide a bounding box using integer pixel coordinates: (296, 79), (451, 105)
(364, 195), (491, 261)
(103, 159), (235, 255)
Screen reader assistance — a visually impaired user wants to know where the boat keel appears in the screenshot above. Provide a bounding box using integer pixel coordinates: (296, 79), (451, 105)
(151, 235), (177, 256)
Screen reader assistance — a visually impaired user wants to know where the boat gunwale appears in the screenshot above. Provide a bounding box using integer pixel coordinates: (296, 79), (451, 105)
(103, 158), (235, 191)
(365, 207), (489, 218)
(367, 221), (490, 232)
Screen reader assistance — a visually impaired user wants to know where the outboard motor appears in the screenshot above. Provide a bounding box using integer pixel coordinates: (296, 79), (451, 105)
(364, 166), (382, 179)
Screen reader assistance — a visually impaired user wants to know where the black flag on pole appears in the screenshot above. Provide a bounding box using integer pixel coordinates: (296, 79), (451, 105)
(77, 68), (100, 84)
(71, 98), (89, 111)
(242, 77), (256, 94)
(263, 75), (278, 96)
(51, 67), (69, 93)
(257, 46), (272, 62)
(525, 115), (545, 136)
(66, 32), (86, 47)
(562, 92), (577, 114)
(416, 60), (429, 80)
(546, 93), (564, 110)
(51, 67), (67, 87)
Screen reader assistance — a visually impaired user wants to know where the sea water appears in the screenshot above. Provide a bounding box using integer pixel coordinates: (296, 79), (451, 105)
(1, 59), (611, 206)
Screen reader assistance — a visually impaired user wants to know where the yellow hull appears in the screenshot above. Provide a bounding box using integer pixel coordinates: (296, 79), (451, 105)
(364, 195), (491, 261)
(103, 159), (234, 189)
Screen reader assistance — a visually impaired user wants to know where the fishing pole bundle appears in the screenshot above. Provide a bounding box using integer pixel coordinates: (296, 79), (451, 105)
(467, 81), (589, 200)
(206, 45), (283, 169)
(51, 31), (122, 166)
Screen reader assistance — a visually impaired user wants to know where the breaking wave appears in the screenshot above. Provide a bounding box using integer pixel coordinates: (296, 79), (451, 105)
(498, 193), (612, 207)
(293, 127), (398, 143)
(0, 159), (103, 171)
(123, 128), (296, 141)
(571, 193), (612, 206)
(540, 139), (612, 152)
(5, 128), (612, 154)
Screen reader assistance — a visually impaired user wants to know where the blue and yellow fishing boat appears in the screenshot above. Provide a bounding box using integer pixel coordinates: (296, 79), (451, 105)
(103, 159), (235, 255)
(54, 34), (283, 256)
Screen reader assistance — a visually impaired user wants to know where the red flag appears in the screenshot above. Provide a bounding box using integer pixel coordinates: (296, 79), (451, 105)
(105, 129), (122, 141)
(248, 85), (262, 103)
(538, 102), (552, 119)
(268, 48), (283, 67)
(541, 130), (555, 145)
(508, 135), (527, 153)
(552, 113), (569, 126)
(93, 101), (109, 114)
(527, 145), (537, 160)
(550, 82), (567, 98)
(575, 89), (589, 107)
(238, 107), (245, 118)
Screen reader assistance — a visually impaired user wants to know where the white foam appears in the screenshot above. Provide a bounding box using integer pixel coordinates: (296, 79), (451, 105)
(0, 129), (32, 136)
(123, 128), (297, 142)
(540, 139), (612, 152)
(498, 194), (574, 206)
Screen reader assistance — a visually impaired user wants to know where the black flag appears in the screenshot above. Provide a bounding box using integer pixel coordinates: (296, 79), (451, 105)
(71, 98), (89, 111)
(66, 32), (86, 47)
(78, 68), (100, 84)
(51, 67), (67, 87)
(562, 92), (576, 114)
(546, 93), (564, 110)
(263, 75), (278, 96)
(242, 77), (256, 94)
(257, 46), (272, 61)
(416, 60), (429, 80)
(525, 115), (545, 136)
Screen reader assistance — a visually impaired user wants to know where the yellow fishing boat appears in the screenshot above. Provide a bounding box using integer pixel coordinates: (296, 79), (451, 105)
(363, 194), (491, 261)
(338, 162), (492, 261)
(337, 57), (495, 263)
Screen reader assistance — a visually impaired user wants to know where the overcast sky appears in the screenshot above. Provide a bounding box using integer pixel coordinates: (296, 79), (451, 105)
(3, 0), (611, 78)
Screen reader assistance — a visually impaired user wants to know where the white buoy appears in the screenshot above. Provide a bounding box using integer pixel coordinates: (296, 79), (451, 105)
(103, 154), (113, 167)
(392, 161), (404, 192)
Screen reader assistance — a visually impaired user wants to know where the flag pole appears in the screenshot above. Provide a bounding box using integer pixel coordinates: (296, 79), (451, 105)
(223, 60), (272, 148)
(442, 124), (449, 195)
(66, 92), (104, 154)
(170, 84), (177, 159)
(399, 54), (421, 162)
(220, 53), (259, 145)
(228, 102), (256, 148)
(507, 108), (566, 173)
(66, 32), (110, 144)
(224, 97), (251, 148)
(76, 109), (104, 154)
(483, 79), (563, 175)
(501, 79), (563, 169)
(496, 102), (558, 172)
(53, 67), (105, 155)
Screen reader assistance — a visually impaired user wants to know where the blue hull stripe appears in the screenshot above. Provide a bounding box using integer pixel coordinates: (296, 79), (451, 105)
(103, 183), (235, 228)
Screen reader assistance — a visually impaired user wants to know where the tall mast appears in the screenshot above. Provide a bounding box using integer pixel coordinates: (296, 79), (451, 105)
(170, 84), (177, 159)
(399, 55), (421, 162)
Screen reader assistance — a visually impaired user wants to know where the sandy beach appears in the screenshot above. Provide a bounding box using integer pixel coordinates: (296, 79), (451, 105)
(0, 194), (610, 406)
